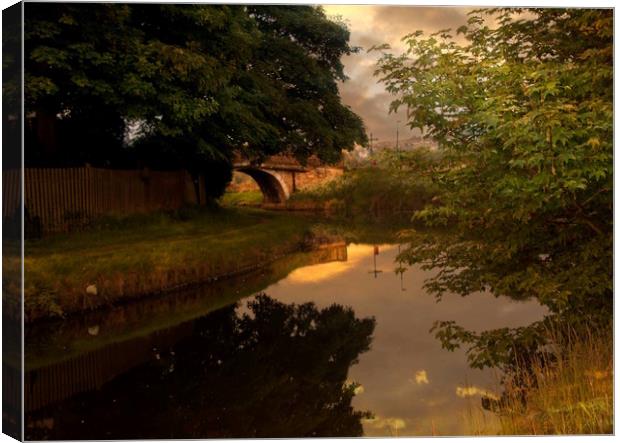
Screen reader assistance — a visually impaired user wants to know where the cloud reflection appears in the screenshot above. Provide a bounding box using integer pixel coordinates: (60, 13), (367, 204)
(264, 243), (546, 436)
(363, 415), (407, 435)
(455, 385), (499, 401)
(345, 379), (365, 395)
(414, 370), (430, 385)
(287, 244), (393, 284)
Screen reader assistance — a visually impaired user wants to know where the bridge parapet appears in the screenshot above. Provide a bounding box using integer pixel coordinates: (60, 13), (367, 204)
(232, 152), (332, 171)
(231, 151), (342, 205)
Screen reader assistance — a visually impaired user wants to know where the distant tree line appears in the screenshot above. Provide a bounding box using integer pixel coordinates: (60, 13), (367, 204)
(14, 4), (366, 199)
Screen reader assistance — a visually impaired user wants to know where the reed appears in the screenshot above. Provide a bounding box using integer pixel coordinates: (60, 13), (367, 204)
(493, 326), (613, 435)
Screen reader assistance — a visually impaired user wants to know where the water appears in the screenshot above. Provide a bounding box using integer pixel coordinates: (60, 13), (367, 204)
(25, 242), (545, 439)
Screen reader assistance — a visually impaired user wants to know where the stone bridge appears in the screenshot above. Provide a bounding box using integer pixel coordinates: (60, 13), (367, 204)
(232, 153), (342, 205)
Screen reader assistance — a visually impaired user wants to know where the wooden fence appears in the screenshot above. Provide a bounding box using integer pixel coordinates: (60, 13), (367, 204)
(2, 169), (21, 222)
(3, 166), (205, 235)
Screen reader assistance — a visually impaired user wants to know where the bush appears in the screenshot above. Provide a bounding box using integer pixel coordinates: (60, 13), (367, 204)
(291, 148), (439, 223)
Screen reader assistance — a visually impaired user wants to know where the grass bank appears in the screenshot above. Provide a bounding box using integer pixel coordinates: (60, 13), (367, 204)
(16, 207), (330, 322)
(25, 243), (348, 370)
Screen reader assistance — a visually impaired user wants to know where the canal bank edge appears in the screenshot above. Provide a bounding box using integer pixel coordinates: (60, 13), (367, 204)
(10, 209), (343, 323)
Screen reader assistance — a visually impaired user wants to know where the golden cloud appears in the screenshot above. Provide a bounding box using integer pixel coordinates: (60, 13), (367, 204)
(455, 385), (499, 401)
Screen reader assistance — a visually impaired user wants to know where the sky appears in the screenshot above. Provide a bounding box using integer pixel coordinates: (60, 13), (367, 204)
(322, 5), (473, 142)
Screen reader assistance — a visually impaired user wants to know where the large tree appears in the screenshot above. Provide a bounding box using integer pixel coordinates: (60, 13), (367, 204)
(374, 8), (612, 368)
(24, 4), (366, 196)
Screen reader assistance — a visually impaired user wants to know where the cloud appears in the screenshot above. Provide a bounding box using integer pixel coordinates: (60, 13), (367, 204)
(372, 6), (471, 38)
(323, 5), (474, 143)
(339, 83), (417, 141)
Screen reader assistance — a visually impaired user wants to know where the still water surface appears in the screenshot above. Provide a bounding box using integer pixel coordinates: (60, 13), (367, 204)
(25, 242), (545, 439)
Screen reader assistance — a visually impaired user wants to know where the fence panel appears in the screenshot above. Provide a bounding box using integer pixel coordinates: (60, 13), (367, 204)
(3, 169), (20, 219)
(2, 167), (199, 235)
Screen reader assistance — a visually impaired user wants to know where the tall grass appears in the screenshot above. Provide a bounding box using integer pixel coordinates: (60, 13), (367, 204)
(491, 326), (613, 435)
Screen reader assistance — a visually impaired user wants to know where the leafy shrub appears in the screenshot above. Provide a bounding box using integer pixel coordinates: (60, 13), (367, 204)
(291, 148), (439, 224)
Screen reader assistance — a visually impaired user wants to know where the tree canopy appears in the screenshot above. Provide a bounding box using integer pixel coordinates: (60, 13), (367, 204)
(23, 4), (366, 195)
(374, 8), (612, 368)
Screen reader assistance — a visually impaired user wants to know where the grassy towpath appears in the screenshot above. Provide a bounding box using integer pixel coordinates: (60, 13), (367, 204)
(17, 208), (319, 322)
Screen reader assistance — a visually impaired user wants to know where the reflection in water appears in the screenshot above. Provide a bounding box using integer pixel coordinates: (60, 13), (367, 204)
(264, 244), (546, 436)
(456, 385), (499, 401)
(25, 243), (348, 370)
(3, 318), (22, 439)
(369, 245), (383, 278)
(26, 295), (375, 439)
(24, 241), (546, 438)
(413, 370), (429, 385)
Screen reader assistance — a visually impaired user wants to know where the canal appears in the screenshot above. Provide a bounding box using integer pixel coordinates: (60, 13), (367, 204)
(24, 240), (545, 439)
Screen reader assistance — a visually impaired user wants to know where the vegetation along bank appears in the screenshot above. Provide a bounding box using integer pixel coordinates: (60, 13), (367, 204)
(373, 8), (612, 435)
(9, 208), (345, 323)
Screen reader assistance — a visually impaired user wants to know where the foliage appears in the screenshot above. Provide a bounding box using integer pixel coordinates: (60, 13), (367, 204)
(2, 3), (22, 169)
(225, 5), (367, 164)
(23, 4), (366, 195)
(291, 148), (439, 223)
(374, 9), (612, 367)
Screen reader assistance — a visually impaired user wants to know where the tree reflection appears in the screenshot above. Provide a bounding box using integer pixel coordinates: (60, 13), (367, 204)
(26, 294), (376, 439)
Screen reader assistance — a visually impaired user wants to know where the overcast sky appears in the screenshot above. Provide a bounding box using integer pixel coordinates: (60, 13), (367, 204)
(322, 5), (473, 142)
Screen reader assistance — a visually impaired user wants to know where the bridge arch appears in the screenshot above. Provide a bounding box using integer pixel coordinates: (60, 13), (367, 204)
(235, 167), (291, 204)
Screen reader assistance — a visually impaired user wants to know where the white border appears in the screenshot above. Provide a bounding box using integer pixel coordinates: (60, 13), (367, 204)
(0, 1), (617, 443)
